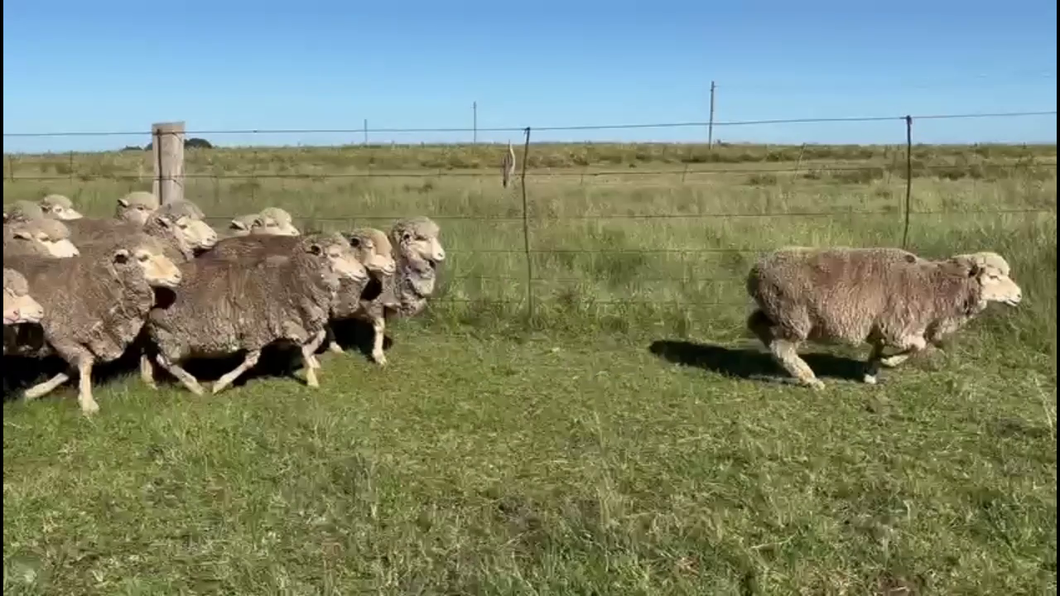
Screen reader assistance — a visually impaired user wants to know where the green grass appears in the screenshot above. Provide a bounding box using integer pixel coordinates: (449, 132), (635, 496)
(3, 141), (1058, 594)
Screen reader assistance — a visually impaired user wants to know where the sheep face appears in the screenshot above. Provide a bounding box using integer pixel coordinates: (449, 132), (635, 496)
(163, 214), (219, 251)
(251, 208), (300, 236)
(394, 218), (446, 266)
(9, 220), (80, 258)
(304, 235), (368, 286)
(116, 192), (160, 225)
(975, 264), (1022, 307)
(227, 214), (257, 237)
(40, 194), (84, 220)
(3, 269), (44, 325)
(114, 242), (183, 289)
(348, 228), (396, 276)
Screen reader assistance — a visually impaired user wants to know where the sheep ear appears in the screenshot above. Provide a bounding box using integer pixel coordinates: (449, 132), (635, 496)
(402, 232), (412, 243)
(117, 198), (129, 208)
(113, 248), (131, 264)
(348, 235), (361, 248)
(154, 216), (172, 228)
(250, 217), (265, 229)
(12, 229), (32, 240)
(229, 219), (248, 231)
(968, 263), (981, 277)
(307, 243), (323, 256)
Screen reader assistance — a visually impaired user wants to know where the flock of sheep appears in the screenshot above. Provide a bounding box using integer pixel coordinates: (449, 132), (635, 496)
(3, 192), (445, 414)
(3, 191), (1023, 415)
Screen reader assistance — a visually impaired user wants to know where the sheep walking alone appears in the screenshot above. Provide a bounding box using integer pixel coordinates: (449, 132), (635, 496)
(142, 232), (367, 395)
(745, 247), (1022, 388)
(6, 234), (183, 414)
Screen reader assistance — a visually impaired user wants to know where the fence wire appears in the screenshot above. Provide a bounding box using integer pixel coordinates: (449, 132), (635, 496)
(4, 111), (1057, 313)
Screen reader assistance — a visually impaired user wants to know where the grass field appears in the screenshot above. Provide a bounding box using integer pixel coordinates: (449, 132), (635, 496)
(3, 141), (1058, 594)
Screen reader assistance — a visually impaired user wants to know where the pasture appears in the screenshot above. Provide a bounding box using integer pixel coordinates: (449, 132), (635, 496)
(3, 141), (1058, 594)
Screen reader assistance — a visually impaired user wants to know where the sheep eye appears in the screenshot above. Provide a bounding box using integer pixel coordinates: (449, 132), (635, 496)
(138, 254), (150, 262)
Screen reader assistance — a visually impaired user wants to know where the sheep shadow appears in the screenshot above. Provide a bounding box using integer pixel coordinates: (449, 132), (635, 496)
(648, 339), (867, 383)
(327, 317), (394, 360)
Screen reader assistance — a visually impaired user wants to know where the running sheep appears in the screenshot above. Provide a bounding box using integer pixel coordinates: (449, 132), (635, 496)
(745, 246), (1022, 388)
(141, 232), (367, 395)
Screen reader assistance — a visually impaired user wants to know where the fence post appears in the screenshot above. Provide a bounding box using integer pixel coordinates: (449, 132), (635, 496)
(519, 126), (534, 320)
(152, 121), (185, 204)
(901, 115), (913, 249)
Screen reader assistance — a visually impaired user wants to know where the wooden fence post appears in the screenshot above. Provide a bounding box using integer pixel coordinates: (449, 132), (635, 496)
(152, 121), (185, 204)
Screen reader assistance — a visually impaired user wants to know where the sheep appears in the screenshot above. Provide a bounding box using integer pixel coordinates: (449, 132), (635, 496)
(7, 233), (183, 414)
(324, 217), (446, 365)
(67, 199), (218, 262)
(325, 227), (398, 363)
(745, 246), (1022, 388)
(141, 232), (367, 395)
(115, 191), (160, 225)
(383, 216), (447, 318)
(3, 268), (44, 327)
(878, 251), (1018, 369)
(39, 194), (84, 220)
(3, 200), (45, 224)
(3, 218), (80, 258)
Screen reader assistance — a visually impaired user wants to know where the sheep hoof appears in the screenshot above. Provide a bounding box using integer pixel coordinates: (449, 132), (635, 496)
(187, 383), (205, 396)
(862, 374), (878, 385)
(80, 400), (100, 416)
(804, 378), (826, 390)
(372, 351), (388, 367)
(328, 341), (344, 354)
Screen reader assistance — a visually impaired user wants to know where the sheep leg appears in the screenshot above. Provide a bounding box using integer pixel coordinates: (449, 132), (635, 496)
(863, 343), (886, 385)
(304, 329), (327, 369)
(301, 341), (323, 388)
(76, 355), (99, 415)
(370, 314), (388, 366)
(877, 335), (929, 372)
(769, 339), (825, 390)
(140, 354), (158, 389)
(23, 372), (71, 401)
(154, 353), (205, 396)
(212, 349), (261, 394)
(326, 323), (344, 354)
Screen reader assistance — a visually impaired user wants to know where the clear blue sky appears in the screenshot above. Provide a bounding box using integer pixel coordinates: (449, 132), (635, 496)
(3, 0), (1056, 152)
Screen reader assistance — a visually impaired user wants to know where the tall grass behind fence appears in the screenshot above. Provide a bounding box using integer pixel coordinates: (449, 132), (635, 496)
(3, 112), (1057, 352)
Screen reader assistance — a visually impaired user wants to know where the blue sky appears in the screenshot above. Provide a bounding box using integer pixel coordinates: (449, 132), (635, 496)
(3, 0), (1056, 152)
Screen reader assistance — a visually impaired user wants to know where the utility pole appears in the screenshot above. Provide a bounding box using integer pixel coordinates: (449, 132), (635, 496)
(473, 101), (478, 143)
(707, 80), (716, 149)
(363, 119), (368, 145)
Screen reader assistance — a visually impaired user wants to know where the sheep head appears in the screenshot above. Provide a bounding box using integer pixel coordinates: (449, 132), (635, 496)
(149, 200), (219, 254)
(300, 233), (368, 288)
(390, 216), (445, 268)
(39, 194), (84, 220)
(115, 191), (160, 225)
(112, 236), (183, 289)
(251, 207), (300, 236)
(347, 227), (396, 277)
(3, 268), (44, 325)
(944, 256), (1023, 308)
(7, 219), (80, 258)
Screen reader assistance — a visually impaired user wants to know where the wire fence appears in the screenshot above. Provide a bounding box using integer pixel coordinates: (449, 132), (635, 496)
(4, 111), (1058, 315)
